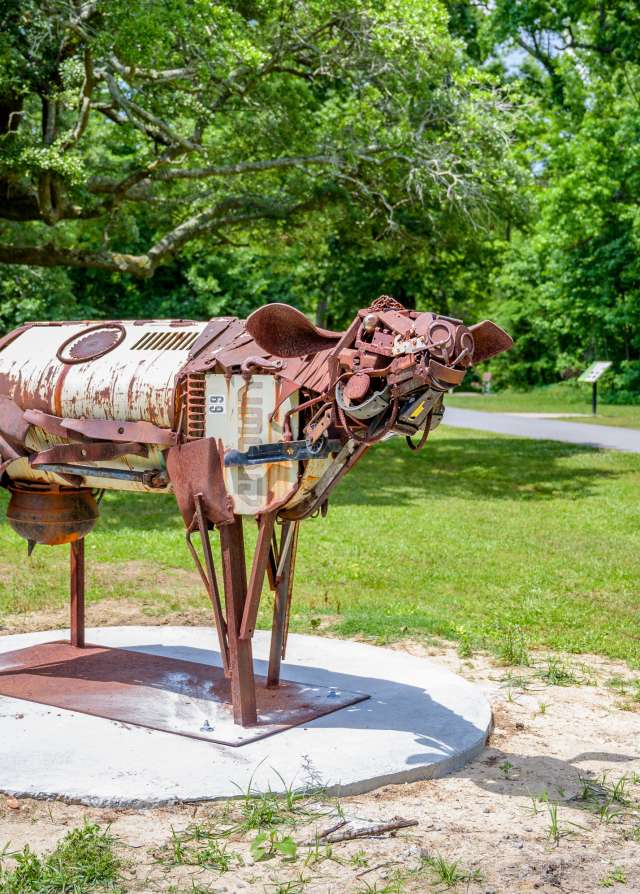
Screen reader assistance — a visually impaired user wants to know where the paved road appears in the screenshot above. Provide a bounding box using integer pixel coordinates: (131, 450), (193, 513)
(442, 407), (640, 453)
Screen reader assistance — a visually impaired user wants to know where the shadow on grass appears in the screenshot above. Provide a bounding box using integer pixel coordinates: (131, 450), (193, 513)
(0, 434), (619, 539)
(332, 435), (619, 506)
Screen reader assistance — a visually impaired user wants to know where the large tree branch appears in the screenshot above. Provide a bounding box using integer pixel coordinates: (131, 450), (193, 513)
(107, 55), (196, 84)
(60, 46), (95, 150)
(0, 243), (154, 276)
(102, 70), (199, 151)
(0, 190), (336, 277)
(87, 147), (389, 197)
(88, 153), (348, 194)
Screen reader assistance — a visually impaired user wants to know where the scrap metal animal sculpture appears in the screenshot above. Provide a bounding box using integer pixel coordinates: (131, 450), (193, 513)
(0, 296), (511, 727)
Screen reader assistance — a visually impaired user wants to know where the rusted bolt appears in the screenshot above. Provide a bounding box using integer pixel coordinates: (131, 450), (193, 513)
(118, 426), (124, 434)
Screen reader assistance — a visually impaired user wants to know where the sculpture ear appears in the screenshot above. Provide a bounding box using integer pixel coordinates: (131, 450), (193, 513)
(469, 320), (513, 364)
(246, 303), (342, 357)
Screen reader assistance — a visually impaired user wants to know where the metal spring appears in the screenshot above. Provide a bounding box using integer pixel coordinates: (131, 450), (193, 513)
(185, 373), (206, 440)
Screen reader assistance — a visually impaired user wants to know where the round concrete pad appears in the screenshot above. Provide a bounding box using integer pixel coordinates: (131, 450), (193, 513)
(0, 627), (491, 806)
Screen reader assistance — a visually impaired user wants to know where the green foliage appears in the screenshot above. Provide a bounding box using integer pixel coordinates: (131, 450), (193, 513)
(250, 832), (298, 863)
(421, 852), (483, 889)
(0, 823), (121, 893)
(0, 0), (518, 308)
(492, 623), (530, 667)
(158, 825), (239, 871)
(471, 0), (640, 399)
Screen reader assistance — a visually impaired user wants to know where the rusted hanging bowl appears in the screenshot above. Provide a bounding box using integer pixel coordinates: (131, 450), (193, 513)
(7, 485), (99, 545)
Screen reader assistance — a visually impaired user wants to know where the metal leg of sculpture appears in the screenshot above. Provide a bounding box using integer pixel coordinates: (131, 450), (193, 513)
(219, 516), (258, 726)
(267, 521), (299, 688)
(190, 495), (230, 675)
(70, 538), (85, 648)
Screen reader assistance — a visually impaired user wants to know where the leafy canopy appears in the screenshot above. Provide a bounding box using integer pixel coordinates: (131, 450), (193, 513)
(0, 0), (517, 280)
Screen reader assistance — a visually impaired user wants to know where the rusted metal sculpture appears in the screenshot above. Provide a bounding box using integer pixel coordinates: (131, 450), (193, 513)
(0, 296), (511, 730)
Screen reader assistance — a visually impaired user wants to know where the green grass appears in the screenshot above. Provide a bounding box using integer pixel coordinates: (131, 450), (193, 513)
(0, 427), (639, 663)
(0, 823), (121, 893)
(447, 384), (640, 429)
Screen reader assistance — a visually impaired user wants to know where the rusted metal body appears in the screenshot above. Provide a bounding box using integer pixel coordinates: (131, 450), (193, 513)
(0, 297), (511, 732)
(7, 484), (98, 546)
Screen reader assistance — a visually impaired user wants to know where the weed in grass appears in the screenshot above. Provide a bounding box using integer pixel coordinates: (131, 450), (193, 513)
(499, 670), (534, 691)
(527, 789), (544, 815)
(264, 874), (309, 894)
(357, 880), (404, 894)
(232, 769), (322, 833)
(546, 801), (561, 845)
(240, 789), (292, 830)
(537, 658), (582, 686)
(350, 849), (369, 868)
(492, 625), (530, 667)
(159, 824), (239, 871)
(456, 627), (473, 659)
(422, 853), (483, 890)
(498, 761), (515, 779)
(164, 884), (218, 894)
(303, 837), (338, 868)
(0, 822), (121, 893)
(250, 831), (297, 863)
(576, 772), (638, 826)
(599, 867), (627, 887)
(607, 675), (640, 711)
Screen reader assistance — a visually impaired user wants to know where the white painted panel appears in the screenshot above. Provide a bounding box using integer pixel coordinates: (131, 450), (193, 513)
(0, 322), (205, 426)
(205, 374), (298, 515)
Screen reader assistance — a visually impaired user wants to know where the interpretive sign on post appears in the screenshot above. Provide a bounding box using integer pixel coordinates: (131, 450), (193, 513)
(578, 362), (612, 384)
(578, 361), (612, 414)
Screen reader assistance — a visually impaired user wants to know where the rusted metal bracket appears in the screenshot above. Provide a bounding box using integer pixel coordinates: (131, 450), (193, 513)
(239, 512), (276, 641)
(35, 464), (167, 487)
(267, 520), (299, 687)
(280, 439), (369, 521)
(31, 441), (148, 466)
(185, 494), (230, 675)
(0, 396), (30, 446)
(23, 409), (176, 447)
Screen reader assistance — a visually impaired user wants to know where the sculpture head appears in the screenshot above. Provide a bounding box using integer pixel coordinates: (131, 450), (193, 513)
(247, 295), (512, 452)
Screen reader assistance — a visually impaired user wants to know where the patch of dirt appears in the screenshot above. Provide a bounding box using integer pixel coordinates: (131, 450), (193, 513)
(0, 639), (639, 893)
(92, 559), (202, 593)
(0, 557), (215, 634)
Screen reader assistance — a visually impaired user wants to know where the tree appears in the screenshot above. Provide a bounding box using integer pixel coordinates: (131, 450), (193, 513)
(0, 0), (517, 282)
(445, 0), (640, 398)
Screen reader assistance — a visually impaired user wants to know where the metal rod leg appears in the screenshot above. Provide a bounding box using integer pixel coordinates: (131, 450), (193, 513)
(219, 517), (257, 727)
(70, 538), (85, 648)
(267, 522), (299, 688)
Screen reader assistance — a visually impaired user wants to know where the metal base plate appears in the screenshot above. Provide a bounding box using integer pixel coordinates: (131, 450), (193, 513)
(0, 641), (368, 746)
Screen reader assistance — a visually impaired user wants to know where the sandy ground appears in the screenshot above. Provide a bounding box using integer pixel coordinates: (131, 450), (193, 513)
(1, 604), (639, 893)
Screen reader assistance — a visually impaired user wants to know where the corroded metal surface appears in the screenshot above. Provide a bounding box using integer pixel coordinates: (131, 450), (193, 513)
(0, 641), (368, 746)
(245, 302), (341, 357)
(57, 323), (126, 364)
(7, 484), (98, 545)
(0, 320), (205, 427)
(0, 296), (512, 730)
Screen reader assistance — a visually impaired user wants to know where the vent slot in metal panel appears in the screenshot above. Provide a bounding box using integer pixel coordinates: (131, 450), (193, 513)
(131, 331), (199, 351)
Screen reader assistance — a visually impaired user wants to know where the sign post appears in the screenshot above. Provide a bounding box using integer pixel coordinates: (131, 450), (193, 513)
(578, 362), (612, 415)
